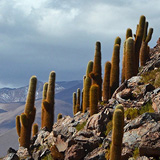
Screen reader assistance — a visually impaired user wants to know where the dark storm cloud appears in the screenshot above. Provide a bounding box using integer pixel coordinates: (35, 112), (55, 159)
(0, 0), (159, 87)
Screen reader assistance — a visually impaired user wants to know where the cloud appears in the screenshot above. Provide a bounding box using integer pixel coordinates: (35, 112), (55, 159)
(0, 0), (159, 87)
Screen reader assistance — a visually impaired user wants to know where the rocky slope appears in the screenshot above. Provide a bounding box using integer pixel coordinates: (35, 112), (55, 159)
(3, 40), (160, 159)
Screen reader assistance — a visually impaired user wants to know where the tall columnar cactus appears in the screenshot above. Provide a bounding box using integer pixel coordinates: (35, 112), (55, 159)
(83, 77), (91, 113)
(75, 88), (81, 113)
(140, 21), (153, 66)
(121, 40), (126, 83)
(16, 76), (37, 148)
(110, 106), (124, 160)
(57, 113), (62, 121)
(134, 15), (146, 74)
(90, 84), (99, 116)
(41, 82), (48, 128)
(110, 44), (120, 97)
(41, 71), (56, 131)
(32, 123), (38, 137)
(73, 92), (76, 115)
(90, 42), (102, 101)
(121, 29), (133, 83)
(102, 61), (111, 102)
(125, 37), (135, 80)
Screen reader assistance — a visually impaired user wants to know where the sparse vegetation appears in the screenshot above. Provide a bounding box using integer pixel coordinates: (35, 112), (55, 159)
(125, 100), (154, 120)
(141, 68), (160, 87)
(75, 121), (87, 131)
(133, 147), (140, 159)
(105, 120), (112, 136)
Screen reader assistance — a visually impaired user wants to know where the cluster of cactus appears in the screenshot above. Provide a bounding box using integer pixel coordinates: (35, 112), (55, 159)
(121, 15), (153, 82)
(16, 76), (37, 148)
(110, 104), (124, 160)
(16, 71), (56, 148)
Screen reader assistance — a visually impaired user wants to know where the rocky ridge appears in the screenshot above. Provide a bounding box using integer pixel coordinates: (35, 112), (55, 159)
(3, 40), (160, 159)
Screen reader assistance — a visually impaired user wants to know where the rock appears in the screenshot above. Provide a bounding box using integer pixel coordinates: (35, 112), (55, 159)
(65, 144), (85, 160)
(122, 113), (160, 159)
(139, 131), (160, 157)
(7, 147), (17, 154)
(50, 145), (64, 160)
(55, 135), (68, 152)
(143, 84), (155, 94)
(119, 88), (132, 100)
(136, 156), (150, 160)
(16, 147), (30, 158)
(85, 108), (113, 136)
(84, 147), (106, 160)
(3, 153), (19, 160)
(152, 92), (160, 113)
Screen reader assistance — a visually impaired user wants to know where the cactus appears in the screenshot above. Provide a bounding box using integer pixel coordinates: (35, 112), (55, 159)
(16, 76), (37, 148)
(90, 84), (99, 116)
(41, 71), (56, 132)
(126, 28), (132, 39)
(41, 82), (48, 128)
(102, 61), (111, 102)
(43, 82), (48, 100)
(121, 40), (126, 83)
(73, 92), (76, 115)
(134, 15), (146, 74)
(125, 37), (135, 80)
(90, 41), (102, 101)
(110, 44), (120, 97)
(32, 123), (38, 137)
(76, 88), (81, 106)
(83, 77), (91, 113)
(140, 21), (153, 66)
(57, 113), (62, 121)
(86, 60), (93, 77)
(110, 107), (124, 160)
(114, 36), (121, 46)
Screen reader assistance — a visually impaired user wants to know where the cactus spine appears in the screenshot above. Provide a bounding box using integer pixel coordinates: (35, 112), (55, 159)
(102, 61), (111, 102)
(110, 106), (124, 160)
(90, 42), (102, 101)
(90, 84), (99, 116)
(32, 123), (38, 137)
(125, 37), (135, 80)
(41, 71), (56, 131)
(140, 21), (153, 66)
(134, 15), (146, 74)
(110, 44), (120, 97)
(16, 76), (37, 148)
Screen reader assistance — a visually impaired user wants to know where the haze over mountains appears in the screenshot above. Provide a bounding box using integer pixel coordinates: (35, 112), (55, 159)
(0, 80), (83, 157)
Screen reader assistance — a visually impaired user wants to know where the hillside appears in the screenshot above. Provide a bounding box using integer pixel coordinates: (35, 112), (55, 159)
(2, 16), (160, 160)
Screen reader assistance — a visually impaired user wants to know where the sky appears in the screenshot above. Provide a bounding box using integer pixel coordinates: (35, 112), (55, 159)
(0, 0), (159, 88)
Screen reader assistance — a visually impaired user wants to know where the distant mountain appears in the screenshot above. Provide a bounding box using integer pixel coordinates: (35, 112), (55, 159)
(0, 80), (83, 103)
